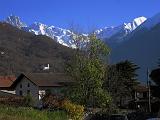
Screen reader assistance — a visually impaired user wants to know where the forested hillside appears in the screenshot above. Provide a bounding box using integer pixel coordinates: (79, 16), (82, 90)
(0, 22), (74, 75)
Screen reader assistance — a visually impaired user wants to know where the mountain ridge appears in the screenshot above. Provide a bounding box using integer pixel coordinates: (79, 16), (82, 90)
(111, 22), (160, 83)
(1, 12), (160, 83)
(4, 15), (147, 48)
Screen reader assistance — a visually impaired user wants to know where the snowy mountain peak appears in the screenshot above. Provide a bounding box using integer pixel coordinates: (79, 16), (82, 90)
(95, 16), (147, 41)
(26, 22), (76, 47)
(4, 15), (148, 48)
(29, 22), (48, 35)
(141, 12), (160, 29)
(133, 16), (147, 23)
(123, 16), (147, 31)
(5, 15), (27, 28)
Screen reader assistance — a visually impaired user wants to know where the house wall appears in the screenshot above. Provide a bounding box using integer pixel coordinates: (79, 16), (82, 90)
(15, 77), (39, 104)
(15, 77), (68, 107)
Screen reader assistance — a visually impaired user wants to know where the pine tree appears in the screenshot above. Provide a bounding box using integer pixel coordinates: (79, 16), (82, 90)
(104, 60), (140, 106)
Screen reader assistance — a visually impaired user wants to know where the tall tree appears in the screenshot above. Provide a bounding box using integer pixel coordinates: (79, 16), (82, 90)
(66, 34), (111, 108)
(104, 60), (139, 106)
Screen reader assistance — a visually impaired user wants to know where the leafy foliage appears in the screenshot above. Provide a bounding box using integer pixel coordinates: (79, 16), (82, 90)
(62, 100), (84, 120)
(104, 60), (139, 106)
(42, 94), (64, 109)
(42, 95), (84, 120)
(66, 34), (111, 108)
(0, 96), (24, 107)
(24, 93), (34, 107)
(116, 60), (140, 89)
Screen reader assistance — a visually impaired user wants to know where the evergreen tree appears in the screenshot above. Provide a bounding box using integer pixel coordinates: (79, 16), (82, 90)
(104, 60), (139, 106)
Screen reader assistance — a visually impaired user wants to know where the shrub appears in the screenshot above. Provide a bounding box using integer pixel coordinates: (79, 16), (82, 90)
(42, 95), (84, 120)
(62, 100), (84, 120)
(23, 93), (34, 107)
(42, 94), (64, 109)
(0, 96), (24, 107)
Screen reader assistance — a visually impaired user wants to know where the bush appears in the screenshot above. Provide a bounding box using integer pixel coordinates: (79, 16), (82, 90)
(42, 95), (84, 120)
(62, 100), (84, 120)
(0, 96), (24, 107)
(42, 95), (64, 109)
(24, 93), (34, 107)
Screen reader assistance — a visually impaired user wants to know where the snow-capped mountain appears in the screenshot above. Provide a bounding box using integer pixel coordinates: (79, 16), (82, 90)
(4, 15), (147, 48)
(5, 15), (27, 28)
(124, 16), (147, 31)
(95, 16), (147, 44)
(26, 22), (78, 48)
(111, 19), (160, 83)
(126, 12), (160, 42)
(5, 15), (78, 48)
(138, 12), (160, 29)
(110, 12), (160, 82)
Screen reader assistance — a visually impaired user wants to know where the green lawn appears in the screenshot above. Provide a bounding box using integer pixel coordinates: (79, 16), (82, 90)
(0, 105), (68, 120)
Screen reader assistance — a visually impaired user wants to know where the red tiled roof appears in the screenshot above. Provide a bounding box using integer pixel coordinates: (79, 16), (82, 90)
(0, 76), (16, 88)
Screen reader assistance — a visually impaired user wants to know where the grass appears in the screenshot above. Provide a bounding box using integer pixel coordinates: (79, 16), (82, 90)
(0, 105), (68, 120)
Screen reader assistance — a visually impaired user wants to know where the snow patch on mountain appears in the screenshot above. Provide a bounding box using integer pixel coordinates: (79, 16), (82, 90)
(27, 22), (78, 48)
(4, 15), (148, 48)
(5, 15), (27, 28)
(95, 16), (147, 40)
(4, 15), (79, 48)
(140, 13), (160, 29)
(124, 16), (147, 31)
(95, 26), (121, 39)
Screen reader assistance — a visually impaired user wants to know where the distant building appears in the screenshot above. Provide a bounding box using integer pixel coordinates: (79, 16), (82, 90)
(128, 85), (149, 112)
(134, 85), (149, 100)
(43, 64), (50, 70)
(0, 76), (16, 96)
(10, 73), (73, 106)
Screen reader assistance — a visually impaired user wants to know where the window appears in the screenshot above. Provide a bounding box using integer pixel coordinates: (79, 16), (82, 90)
(27, 90), (30, 95)
(19, 90), (23, 96)
(28, 83), (30, 87)
(20, 84), (22, 88)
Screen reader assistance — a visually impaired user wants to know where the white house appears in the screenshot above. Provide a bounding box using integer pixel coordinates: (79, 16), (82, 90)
(10, 73), (73, 106)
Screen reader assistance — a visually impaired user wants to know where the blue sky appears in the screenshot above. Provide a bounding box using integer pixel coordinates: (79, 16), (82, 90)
(0, 0), (160, 31)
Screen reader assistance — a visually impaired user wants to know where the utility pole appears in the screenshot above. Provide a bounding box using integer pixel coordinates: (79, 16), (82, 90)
(147, 68), (151, 113)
